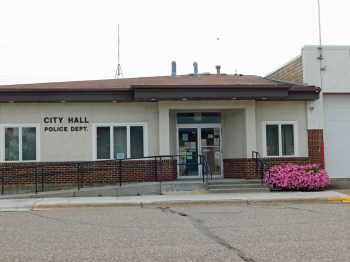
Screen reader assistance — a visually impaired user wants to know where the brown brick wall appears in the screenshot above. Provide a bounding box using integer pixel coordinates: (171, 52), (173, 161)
(0, 159), (178, 187)
(224, 129), (324, 179)
(267, 56), (303, 83)
(308, 129), (323, 168)
(224, 157), (309, 179)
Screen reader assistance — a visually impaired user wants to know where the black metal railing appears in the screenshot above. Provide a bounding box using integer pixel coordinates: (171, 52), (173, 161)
(0, 154), (213, 195)
(252, 151), (270, 186)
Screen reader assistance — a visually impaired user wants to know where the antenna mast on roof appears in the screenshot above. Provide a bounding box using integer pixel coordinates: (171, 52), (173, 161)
(318, 0), (322, 47)
(115, 24), (123, 79)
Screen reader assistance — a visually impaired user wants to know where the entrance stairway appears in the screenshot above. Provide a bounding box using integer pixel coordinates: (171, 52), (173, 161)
(207, 179), (271, 194)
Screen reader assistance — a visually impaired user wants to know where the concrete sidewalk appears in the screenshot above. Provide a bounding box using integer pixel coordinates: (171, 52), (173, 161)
(1, 190), (349, 212)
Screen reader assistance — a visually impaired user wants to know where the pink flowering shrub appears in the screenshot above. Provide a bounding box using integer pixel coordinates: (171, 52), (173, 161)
(265, 163), (330, 190)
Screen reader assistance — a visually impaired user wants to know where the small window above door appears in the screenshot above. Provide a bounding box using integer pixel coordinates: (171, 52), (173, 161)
(177, 112), (221, 124)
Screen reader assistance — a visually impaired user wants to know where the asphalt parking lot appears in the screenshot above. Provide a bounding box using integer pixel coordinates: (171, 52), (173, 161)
(1, 203), (350, 262)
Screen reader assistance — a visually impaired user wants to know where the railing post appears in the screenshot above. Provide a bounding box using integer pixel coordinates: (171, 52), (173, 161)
(80, 163), (84, 188)
(159, 156), (162, 184)
(77, 163), (80, 191)
(154, 157), (158, 182)
(255, 154), (258, 181)
(35, 167), (38, 195)
(119, 159), (122, 187)
(41, 166), (44, 192)
(202, 156), (205, 183)
(2, 170), (4, 195)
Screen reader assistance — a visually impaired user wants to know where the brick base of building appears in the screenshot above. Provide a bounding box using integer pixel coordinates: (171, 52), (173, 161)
(223, 129), (324, 179)
(308, 129), (323, 168)
(223, 157), (310, 179)
(224, 157), (309, 179)
(1, 129), (325, 190)
(0, 159), (177, 190)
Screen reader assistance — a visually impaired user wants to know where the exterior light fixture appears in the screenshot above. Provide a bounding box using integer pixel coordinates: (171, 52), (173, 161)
(8, 101), (14, 103)
(262, 98), (267, 100)
(232, 98), (237, 100)
(61, 101), (66, 103)
(112, 101), (117, 103)
(183, 98), (187, 101)
(150, 98), (156, 101)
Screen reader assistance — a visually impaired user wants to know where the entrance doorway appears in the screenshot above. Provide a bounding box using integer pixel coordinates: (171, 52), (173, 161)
(177, 126), (222, 178)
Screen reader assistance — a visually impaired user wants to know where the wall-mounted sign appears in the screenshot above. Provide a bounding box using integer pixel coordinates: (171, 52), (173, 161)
(43, 117), (90, 133)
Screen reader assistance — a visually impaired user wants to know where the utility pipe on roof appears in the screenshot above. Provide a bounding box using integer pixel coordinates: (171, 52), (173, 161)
(171, 61), (177, 77)
(193, 62), (198, 77)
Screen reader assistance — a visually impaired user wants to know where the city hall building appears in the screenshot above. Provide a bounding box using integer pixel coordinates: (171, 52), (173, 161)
(0, 68), (321, 189)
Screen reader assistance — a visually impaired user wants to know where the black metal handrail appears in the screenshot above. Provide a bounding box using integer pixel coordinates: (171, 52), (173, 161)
(252, 151), (270, 186)
(0, 154), (213, 195)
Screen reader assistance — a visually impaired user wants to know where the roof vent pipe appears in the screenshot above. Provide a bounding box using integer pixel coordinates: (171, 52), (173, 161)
(171, 61), (177, 77)
(193, 62), (199, 77)
(216, 65), (221, 74)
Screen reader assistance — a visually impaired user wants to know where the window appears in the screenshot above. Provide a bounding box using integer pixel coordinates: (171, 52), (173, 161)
(94, 123), (147, 160)
(2, 125), (39, 162)
(263, 122), (298, 157)
(177, 112), (221, 124)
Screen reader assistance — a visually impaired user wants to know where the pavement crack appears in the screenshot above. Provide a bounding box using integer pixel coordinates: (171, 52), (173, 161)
(157, 207), (256, 262)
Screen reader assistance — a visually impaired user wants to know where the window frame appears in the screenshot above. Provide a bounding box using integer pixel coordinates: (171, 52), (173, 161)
(92, 123), (148, 160)
(1, 124), (40, 162)
(262, 121), (298, 157)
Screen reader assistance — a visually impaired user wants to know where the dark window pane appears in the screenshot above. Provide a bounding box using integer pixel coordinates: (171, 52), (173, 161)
(282, 125), (294, 155)
(130, 126), (144, 158)
(5, 127), (19, 161)
(22, 127), (36, 161)
(97, 127), (110, 159)
(113, 126), (127, 159)
(266, 125), (279, 156)
(177, 112), (221, 124)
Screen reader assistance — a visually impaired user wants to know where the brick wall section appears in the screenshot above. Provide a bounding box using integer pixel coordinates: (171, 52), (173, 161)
(267, 56), (303, 83)
(224, 129), (324, 179)
(308, 129), (323, 168)
(0, 159), (177, 186)
(224, 157), (310, 179)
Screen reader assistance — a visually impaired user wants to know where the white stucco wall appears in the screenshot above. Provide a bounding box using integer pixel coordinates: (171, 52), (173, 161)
(222, 110), (245, 158)
(0, 99), (309, 163)
(302, 46), (350, 130)
(303, 45), (350, 93)
(255, 101), (308, 157)
(0, 102), (159, 162)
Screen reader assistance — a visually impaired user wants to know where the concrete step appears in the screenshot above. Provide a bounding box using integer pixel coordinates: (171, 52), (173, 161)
(208, 184), (268, 189)
(207, 187), (271, 194)
(208, 180), (263, 185)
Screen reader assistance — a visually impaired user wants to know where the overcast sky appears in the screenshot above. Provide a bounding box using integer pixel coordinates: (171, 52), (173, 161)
(1, 0), (350, 85)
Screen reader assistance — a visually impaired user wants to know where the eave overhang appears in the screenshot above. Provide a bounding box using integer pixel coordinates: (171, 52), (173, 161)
(132, 85), (320, 102)
(0, 89), (134, 102)
(0, 84), (320, 102)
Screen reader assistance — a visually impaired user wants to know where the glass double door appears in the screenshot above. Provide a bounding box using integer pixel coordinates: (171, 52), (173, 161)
(178, 126), (222, 178)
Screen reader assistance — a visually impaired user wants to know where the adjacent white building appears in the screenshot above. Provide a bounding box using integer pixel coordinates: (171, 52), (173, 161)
(266, 45), (350, 178)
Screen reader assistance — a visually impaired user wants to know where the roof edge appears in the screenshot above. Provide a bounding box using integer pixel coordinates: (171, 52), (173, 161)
(302, 45), (350, 50)
(263, 77), (308, 86)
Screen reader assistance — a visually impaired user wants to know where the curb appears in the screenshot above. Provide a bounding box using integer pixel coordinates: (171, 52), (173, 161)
(31, 197), (349, 210)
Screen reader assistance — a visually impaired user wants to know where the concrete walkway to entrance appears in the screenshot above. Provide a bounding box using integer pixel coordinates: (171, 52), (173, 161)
(1, 179), (350, 211)
(0, 190), (349, 211)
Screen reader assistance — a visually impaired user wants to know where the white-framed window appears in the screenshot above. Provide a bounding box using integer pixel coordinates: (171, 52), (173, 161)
(262, 121), (298, 157)
(1, 124), (40, 162)
(93, 123), (148, 160)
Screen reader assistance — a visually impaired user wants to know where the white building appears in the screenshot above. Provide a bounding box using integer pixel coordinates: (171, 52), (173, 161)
(0, 63), (321, 189)
(266, 45), (350, 178)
